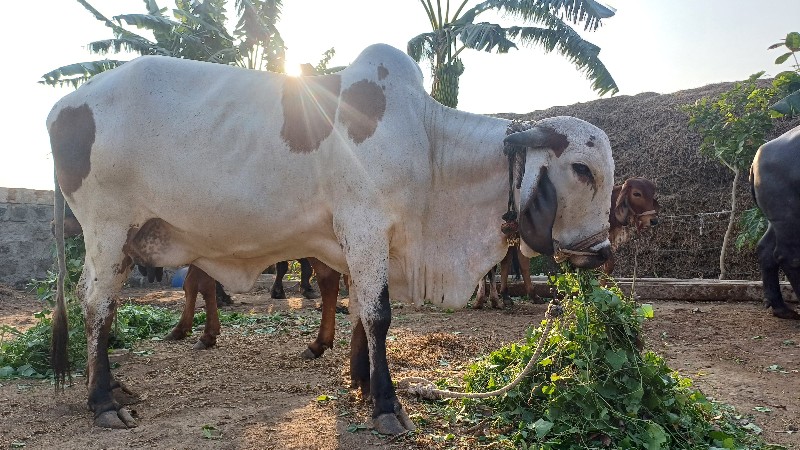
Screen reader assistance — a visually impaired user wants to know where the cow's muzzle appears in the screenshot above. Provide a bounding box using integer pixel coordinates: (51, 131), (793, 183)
(553, 232), (611, 269)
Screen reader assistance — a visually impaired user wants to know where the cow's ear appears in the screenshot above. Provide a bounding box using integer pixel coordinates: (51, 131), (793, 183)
(614, 181), (630, 224)
(521, 166), (557, 255)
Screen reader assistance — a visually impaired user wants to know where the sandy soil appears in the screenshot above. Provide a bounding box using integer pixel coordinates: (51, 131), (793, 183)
(0, 281), (798, 449)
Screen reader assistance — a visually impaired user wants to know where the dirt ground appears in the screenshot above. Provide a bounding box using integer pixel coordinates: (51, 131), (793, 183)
(1, 280), (798, 450)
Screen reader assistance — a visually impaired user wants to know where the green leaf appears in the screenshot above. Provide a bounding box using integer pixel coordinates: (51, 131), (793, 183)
(786, 31), (800, 51)
(604, 348), (628, 370)
(771, 89), (800, 117)
(532, 418), (554, 438)
(774, 52), (793, 65)
(0, 366), (14, 378)
(742, 422), (763, 435)
(201, 424), (221, 439)
(638, 303), (654, 318)
(645, 422), (667, 450)
(347, 423), (367, 433)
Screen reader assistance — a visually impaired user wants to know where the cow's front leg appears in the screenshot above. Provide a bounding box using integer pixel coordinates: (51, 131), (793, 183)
(356, 283), (415, 434)
(340, 218), (414, 434)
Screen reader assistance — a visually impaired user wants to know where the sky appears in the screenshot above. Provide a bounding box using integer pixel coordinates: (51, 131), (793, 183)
(1, 0), (798, 191)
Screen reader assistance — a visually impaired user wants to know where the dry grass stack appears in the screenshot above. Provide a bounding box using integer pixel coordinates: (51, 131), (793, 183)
(497, 82), (800, 279)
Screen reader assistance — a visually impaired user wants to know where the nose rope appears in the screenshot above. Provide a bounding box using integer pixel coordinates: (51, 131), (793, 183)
(501, 120), (536, 246)
(553, 229), (610, 263)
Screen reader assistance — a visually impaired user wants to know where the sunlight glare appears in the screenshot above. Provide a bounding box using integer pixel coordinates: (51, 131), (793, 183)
(284, 61), (302, 77)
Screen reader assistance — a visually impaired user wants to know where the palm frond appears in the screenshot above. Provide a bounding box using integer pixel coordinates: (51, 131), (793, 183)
(87, 37), (170, 56)
(457, 22), (518, 53)
(39, 60), (127, 89)
(508, 25), (618, 95)
(141, 0), (166, 15)
(173, 7), (235, 42)
(475, 0), (614, 31)
(407, 31), (438, 63)
(114, 13), (178, 34)
(76, 0), (130, 36)
(234, 0), (275, 42)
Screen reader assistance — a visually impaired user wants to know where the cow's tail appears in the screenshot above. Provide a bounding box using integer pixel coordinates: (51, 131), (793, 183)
(748, 165), (760, 209)
(51, 177), (71, 389)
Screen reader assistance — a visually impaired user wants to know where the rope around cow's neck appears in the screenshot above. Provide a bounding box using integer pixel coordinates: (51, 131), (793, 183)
(397, 299), (564, 400)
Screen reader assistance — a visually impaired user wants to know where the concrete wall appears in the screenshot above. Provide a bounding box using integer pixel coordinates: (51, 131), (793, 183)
(0, 187), (55, 288)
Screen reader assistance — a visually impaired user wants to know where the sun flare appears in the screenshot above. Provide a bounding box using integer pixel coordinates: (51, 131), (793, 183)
(284, 61), (302, 77)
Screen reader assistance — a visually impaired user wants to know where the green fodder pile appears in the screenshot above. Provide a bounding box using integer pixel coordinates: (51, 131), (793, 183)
(446, 271), (776, 449)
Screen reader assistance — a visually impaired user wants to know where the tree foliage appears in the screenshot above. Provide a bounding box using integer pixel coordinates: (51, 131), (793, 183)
(683, 73), (779, 278)
(769, 31), (800, 117)
(407, 0), (618, 108)
(41, 0), (286, 88)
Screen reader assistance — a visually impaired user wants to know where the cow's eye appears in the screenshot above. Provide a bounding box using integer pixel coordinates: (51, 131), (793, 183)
(633, 192), (642, 197)
(572, 163), (593, 182)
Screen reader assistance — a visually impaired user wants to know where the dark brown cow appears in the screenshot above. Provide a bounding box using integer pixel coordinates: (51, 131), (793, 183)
(475, 177), (659, 307)
(602, 177), (660, 275)
(167, 259), (344, 355)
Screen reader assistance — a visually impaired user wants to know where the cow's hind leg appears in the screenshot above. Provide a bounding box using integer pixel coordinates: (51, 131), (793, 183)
(487, 266), (501, 308)
(81, 235), (138, 428)
(194, 267), (221, 349)
(299, 258), (320, 298)
(165, 265), (201, 341)
(759, 226), (800, 319)
(473, 272), (489, 309)
(271, 261), (288, 299)
(302, 259), (340, 359)
(517, 249), (533, 300)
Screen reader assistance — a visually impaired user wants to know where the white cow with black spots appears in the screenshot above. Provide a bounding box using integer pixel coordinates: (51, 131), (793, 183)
(48, 43), (614, 434)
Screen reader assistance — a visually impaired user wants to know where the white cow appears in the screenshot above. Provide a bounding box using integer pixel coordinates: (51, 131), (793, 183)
(48, 43), (614, 434)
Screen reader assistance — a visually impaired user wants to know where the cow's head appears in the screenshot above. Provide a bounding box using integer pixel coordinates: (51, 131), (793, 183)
(504, 116), (614, 268)
(615, 177), (660, 231)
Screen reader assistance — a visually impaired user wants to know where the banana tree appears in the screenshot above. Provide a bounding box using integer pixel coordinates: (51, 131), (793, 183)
(407, 0), (619, 108)
(41, 0), (285, 88)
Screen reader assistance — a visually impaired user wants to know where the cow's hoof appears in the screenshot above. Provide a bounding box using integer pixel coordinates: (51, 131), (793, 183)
(371, 411), (415, 435)
(300, 347), (321, 360)
(95, 409), (137, 429)
(193, 340), (215, 350)
(271, 288), (286, 299)
(301, 287), (321, 299)
(164, 329), (188, 341)
(772, 307), (800, 320)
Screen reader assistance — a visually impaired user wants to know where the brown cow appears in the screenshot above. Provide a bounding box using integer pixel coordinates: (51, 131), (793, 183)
(167, 259), (343, 355)
(602, 177), (660, 275)
(475, 177), (659, 307)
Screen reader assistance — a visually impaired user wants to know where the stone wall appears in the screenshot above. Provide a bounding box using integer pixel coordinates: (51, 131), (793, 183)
(0, 187), (55, 288)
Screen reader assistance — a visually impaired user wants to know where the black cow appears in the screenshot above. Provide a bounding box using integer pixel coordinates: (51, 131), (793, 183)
(750, 124), (800, 319)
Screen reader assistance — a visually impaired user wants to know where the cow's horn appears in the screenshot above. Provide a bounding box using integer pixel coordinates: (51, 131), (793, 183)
(503, 126), (554, 148)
